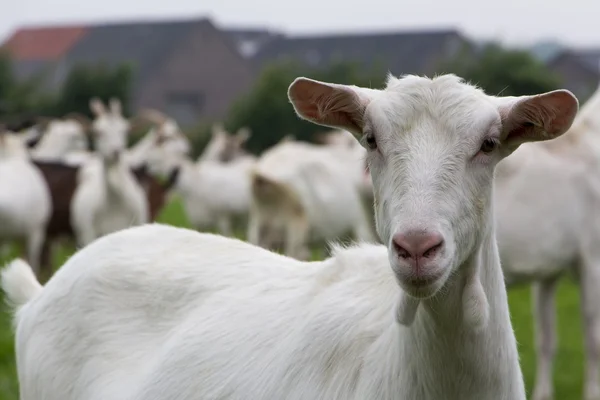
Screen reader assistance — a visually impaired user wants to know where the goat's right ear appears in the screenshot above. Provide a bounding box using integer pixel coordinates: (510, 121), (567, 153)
(65, 113), (93, 131)
(288, 78), (379, 137)
(211, 122), (225, 137)
(234, 127), (251, 144)
(494, 90), (579, 154)
(34, 116), (53, 133)
(90, 98), (106, 117)
(280, 134), (295, 143)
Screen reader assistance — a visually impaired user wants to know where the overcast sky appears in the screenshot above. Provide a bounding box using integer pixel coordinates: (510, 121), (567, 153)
(1, 0), (598, 48)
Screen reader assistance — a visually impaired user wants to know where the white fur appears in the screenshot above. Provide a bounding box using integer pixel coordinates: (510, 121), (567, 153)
(70, 156), (149, 246)
(495, 84), (600, 400)
(70, 98), (149, 247)
(125, 112), (191, 168)
(2, 73), (579, 400)
(248, 138), (375, 259)
(148, 145), (255, 236)
(0, 133), (51, 274)
(29, 119), (90, 162)
(0, 259), (42, 309)
(198, 124), (252, 163)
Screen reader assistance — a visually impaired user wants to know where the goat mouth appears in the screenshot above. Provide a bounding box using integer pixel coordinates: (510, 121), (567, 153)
(397, 271), (446, 298)
(407, 277), (438, 288)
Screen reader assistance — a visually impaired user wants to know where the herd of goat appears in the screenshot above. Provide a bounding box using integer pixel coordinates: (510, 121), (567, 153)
(1, 73), (600, 399)
(0, 97), (375, 281)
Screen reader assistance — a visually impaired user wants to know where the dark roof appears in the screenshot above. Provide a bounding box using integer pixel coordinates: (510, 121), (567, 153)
(224, 28), (283, 41)
(11, 59), (53, 81)
(576, 49), (600, 72)
(2, 26), (88, 61)
(252, 29), (469, 75)
(223, 28), (284, 58)
(63, 18), (212, 87)
(546, 49), (600, 76)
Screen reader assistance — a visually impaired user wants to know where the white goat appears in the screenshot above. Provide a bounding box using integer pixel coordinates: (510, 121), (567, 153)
(198, 123), (252, 163)
(147, 136), (254, 236)
(248, 136), (374, 259)
(494, 83), (600, 400)
(1, 73), (578, 400)
(0, 130), (51, 275)
(28, 118), (90, 163)
(124, 109), (191, 168)
(70, 98), (149, 247)
(315, 128), (373, 196)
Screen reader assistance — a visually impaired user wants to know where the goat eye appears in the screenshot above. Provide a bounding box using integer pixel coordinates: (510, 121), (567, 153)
(365, 133), (377, 150)
(479, 138), (498, 154)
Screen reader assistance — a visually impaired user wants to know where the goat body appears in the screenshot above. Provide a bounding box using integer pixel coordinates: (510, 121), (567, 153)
(4, 223), (522, 400)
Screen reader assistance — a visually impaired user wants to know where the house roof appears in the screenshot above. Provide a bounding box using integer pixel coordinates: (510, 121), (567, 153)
(63, 18), (213, 86)
(576, 49), (600, 72)
(2, 17), (222, 92)
(223, 28), (284, 58)
(545, 49), (600, 76)
(2, 26), (88, 61)
(251, 28), (469, 75)
(11, 59), (52, 81)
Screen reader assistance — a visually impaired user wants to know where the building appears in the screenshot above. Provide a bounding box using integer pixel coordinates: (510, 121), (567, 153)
(2, 17), (257, 126)
(248, 28), (472, 77)
(530, 41), (600, 102)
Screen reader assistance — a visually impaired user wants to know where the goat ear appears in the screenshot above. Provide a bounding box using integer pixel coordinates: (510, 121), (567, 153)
(234, 127), (250, 144)
(281, 134), (295, 143)
(65, 113), (92, 131)
(137, 109), (167, 128)
(109, 98), (123, 116)
(288, 77), (379, 137)
(495, 90), (579, 154)
(211, 122), (225, 137)
(90, 98), (106, 117)
(34, 116), (53, 133)
(313, 131), (334, 144)
(128, 115), (148, 133)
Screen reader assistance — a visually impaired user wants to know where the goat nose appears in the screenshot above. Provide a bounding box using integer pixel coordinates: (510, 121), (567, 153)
(392, 231), (444, 260)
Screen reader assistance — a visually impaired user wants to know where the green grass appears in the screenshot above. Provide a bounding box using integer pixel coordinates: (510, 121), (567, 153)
(0, 198), (587, 399)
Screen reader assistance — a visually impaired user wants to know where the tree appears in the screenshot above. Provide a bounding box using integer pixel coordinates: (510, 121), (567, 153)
(53, 62), (134, 118)
(0, 52), (44, 116)
(439, 42), (562, 97)
(224, 60), (386, 154)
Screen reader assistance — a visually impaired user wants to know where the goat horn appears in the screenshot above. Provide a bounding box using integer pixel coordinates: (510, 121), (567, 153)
(64, 113), (92, 128)
(137, 109), (168, 126)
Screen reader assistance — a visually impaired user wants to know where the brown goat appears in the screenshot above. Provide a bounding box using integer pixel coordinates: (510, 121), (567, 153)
(32, 160), (180, 282)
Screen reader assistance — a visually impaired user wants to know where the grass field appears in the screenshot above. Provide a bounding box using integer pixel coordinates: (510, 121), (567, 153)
(0, 198), (587, 399)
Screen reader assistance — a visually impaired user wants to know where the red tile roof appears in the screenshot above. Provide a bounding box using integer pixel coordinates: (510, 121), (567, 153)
(2, 26), (88, 61)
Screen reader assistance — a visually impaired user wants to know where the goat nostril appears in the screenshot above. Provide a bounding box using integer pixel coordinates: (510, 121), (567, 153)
(422, 241), (443, 258)
(393, 242), (411, 259)
(392, 231), (444, 260)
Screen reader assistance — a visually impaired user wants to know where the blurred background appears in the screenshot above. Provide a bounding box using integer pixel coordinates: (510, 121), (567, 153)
(0, 1), (598, 399)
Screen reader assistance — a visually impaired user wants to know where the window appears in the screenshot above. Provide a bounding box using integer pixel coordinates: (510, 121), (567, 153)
(238, 39), (260, 58)
(164, 91), (205, 127)
(305, 50), (321, 66)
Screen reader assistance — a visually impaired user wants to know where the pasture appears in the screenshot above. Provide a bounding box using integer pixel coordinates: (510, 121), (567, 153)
(0, 196), (586, 399)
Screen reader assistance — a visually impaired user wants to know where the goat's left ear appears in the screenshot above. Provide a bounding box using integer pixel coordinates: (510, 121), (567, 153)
(496, 90), (579, 154)
(109, 98), (123, 116)
(288, 77), (380, 137)
(235, 127), (251, 144)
